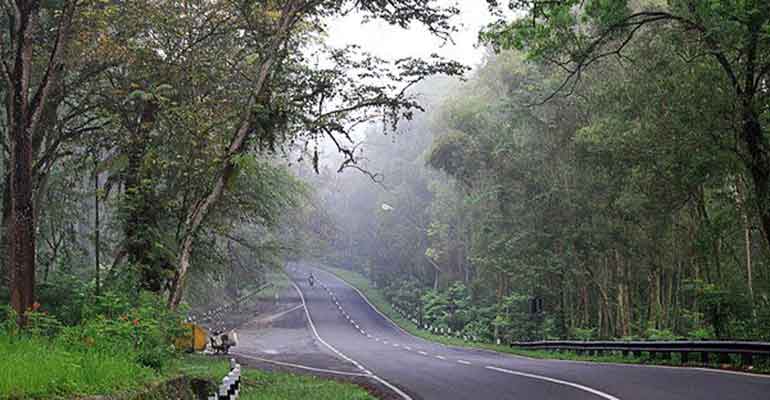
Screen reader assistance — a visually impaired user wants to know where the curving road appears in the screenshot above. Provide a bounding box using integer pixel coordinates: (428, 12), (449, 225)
(274, 263), (770, 400)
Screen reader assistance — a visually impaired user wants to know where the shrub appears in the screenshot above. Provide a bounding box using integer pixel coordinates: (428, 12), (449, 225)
(571, 327), (597, 341)
(644, 328), (682, 341)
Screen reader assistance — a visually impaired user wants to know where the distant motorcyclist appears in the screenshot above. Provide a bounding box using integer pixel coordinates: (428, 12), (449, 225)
(308, 272), (315, 287)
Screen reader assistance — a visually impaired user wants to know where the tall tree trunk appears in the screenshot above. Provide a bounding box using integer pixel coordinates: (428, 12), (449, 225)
(735, 175), (753, 302)
(1, 170), (10, 288)
(8, 118), (36, 322)
(122, 102), (164, 292)
(3, 0), (75, 324)
(615, 249), (631, 337)
(94, 156), (101, 297)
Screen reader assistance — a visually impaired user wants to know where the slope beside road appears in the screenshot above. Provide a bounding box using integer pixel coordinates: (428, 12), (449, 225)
(285, 262), (770, 400)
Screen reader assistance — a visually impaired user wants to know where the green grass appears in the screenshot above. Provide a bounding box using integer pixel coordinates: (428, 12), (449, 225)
(173, 354), (232, 380)
(0, 334), (156, 399)
(175, 355), (374, 400)
(319, 265), (770, 374)
(240, 370), (374, 400)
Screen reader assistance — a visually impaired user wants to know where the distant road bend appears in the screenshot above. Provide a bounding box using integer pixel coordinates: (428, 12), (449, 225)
(274, 263), (770, 400)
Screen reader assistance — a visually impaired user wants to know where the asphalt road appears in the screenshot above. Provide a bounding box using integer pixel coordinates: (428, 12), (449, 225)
(283, 262), (770, 400)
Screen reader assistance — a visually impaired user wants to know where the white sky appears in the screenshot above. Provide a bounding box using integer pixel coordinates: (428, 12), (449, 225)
(310, 2), (496, 171)
(325, 1), (495, 69)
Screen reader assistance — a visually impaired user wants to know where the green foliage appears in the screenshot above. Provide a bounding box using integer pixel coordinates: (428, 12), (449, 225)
(571, 327), (597, 341)
(3, 290), (184, 373)
(0, 332), (155, 399)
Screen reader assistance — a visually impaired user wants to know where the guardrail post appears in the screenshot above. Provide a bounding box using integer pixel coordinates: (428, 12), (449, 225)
(621, 350), (629, 357)
(680, 351), (689, 364)
(701, 351), (709, 364)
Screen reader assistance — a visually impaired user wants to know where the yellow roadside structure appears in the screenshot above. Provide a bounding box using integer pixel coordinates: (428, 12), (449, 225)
(175, 323), (208, 352)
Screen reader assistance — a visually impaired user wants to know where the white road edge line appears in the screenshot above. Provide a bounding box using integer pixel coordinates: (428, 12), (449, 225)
(291, 281), (413, 400)
(485, 366), (621, 400)
(233, 352), (368, 377)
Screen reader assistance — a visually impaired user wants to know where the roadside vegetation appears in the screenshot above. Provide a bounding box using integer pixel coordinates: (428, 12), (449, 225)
(0, 1), (462, 398)
(0, 300), (376, 400)
(180, 356), (376, 400)
(321, 266), (770, 374)
(311, 0), (770, 347)
(0, 291), (183, 399)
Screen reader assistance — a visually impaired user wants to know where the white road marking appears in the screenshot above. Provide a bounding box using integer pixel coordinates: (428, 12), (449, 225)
(435, 355), (446, 360)
(485, 366), (621, 400)
(393, 343), (400, 347)
(291, 281), (413, 400)
(367, 334), (372, 338)
(234, 353), (367, 377)
(404, 346), (412, 351)
(375, 338), (380, 342)
(418, 351), (428, 356)
(258, 304), (303, 323)
(457, 360), (471, 365)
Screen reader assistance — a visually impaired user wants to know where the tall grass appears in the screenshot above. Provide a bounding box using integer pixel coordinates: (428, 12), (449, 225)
(0, 334), (155, 399)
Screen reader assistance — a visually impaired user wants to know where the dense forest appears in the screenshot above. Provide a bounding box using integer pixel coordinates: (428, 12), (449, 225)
(1, 0), (769, 383)
(0, 0), (465, 316)
(311, 0), (770, 343)
(0, 4), (468, 392)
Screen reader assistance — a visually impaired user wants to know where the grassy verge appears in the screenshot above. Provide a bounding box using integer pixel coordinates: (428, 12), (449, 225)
(319, 265), (770, 373)
(0, 344), (376, 400)
(0, 334), (157, 399)
(176, 355), (375, 400)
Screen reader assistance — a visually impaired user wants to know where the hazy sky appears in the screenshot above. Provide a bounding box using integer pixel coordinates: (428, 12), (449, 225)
(325, 2), (495, 69)
(312, 2), (496, 170)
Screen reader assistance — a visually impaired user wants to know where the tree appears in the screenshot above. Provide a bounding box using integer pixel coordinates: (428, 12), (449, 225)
(2, 0), (77, 322)
(483, 0), (770, 249)
(165, 0), (466, 307)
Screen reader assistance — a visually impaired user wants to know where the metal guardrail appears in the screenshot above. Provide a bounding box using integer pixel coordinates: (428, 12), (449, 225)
(509, 340), (770, 365)
(189, 282), (274, 327)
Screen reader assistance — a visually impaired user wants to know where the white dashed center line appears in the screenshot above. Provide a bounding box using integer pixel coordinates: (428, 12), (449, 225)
(435, 355), (446, 360)
(457, 360), (471, 365)
(418, 351), (428, 356)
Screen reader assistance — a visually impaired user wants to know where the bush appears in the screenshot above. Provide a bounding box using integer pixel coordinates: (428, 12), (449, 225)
(644, 328), (682, 341)
(687, 326), (715, 341)
(571, 327), (597, 341)
(3, 290), (185, 373)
